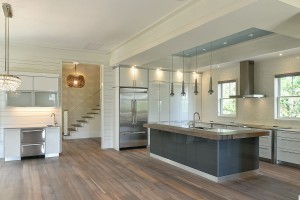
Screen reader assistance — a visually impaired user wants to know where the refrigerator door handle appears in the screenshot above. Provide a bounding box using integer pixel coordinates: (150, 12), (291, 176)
(134, 100), (137, 124)
(131, 100), (134, 125)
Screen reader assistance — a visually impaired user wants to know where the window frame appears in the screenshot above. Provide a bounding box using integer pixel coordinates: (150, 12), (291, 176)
(275, 72), (300, 120)
(218, 79), (237, 117)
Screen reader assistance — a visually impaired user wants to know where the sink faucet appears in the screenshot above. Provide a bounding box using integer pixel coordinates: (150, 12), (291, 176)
(51, 113), (57, 126)
(193, 112), (201, 128)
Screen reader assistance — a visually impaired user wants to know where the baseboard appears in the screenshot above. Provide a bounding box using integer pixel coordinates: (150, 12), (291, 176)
(64, 132), (100, 140)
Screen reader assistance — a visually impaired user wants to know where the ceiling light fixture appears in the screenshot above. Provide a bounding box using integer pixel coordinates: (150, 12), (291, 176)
(0, 3), (21, 92)
(170, 55), (175, 96)
(208, 42), (214, 95)
(66, 62), (85, 88)
(194, 47), (199, 95)
(181, 51), (186, 96)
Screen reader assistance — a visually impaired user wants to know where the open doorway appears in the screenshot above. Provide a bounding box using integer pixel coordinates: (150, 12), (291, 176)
(61, 62), (101, 140)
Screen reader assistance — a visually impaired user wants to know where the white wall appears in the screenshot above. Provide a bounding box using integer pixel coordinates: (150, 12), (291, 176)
(201, 55), (300, 129)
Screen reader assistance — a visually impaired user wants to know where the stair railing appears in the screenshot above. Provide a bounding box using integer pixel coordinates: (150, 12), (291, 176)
(64, 89), (101, 135)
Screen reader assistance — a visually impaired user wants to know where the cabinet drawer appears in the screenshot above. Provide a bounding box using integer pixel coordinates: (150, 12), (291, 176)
(259, 146), (271, 159)
(21, 143), (45, 157)
(277, 131), (300, 140)
(277, 148), (300, 165)
(277, 137), (300, 152)
(259, 136), (271, 147)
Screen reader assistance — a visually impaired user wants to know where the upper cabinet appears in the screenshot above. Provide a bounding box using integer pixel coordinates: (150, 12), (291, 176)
(119, 67), (148, 87)
(7, 72), (59, 107)
(34, 77), (58, 91)
(17, 76), (33, 91)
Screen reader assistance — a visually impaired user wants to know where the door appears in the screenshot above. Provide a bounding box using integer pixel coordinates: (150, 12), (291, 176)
(120, 89), (135, 148)
(133, 90), (148, 146)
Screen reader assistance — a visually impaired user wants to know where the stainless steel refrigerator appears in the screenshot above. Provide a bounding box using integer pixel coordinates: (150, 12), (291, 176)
(119, 87), (148, 149)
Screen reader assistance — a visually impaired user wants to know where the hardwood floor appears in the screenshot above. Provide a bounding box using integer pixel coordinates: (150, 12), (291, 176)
(0, 138), (299, 200)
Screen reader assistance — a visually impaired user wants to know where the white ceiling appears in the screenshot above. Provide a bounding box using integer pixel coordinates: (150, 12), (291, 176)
(0, 0), (190, 53)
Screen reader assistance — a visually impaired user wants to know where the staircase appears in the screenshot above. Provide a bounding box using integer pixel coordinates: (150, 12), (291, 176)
(64, 90), (101, 139)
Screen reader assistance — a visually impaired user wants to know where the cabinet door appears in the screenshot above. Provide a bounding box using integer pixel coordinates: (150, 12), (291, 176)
(34, 77), (59, 91)
(17, 76), (33, 91)
(119, 68), (148, 87)
(4, 129), (21, 161)
(45, 127), (61, 157)
(35, 92), (58, 107)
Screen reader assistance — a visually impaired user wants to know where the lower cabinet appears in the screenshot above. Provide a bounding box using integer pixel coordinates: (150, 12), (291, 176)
(45, 127), (61, 157)
(277, 130), (300, 165)
(4, 129), (21, 161)
(4, 127), (61, 161)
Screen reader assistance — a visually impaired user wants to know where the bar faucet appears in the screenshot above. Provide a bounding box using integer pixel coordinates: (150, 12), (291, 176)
(51, 113), (57, 126)
(193, 112), (201, 128)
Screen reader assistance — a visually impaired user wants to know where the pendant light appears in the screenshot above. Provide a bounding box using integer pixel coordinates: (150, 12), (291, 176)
(66, 62), (85, 88)
(208, 42), (214, 95)
(0, 3), (21, 92)
(170, 55), (175, 96)
(194, 47), (199, 95)
(181, 51), (186, 96)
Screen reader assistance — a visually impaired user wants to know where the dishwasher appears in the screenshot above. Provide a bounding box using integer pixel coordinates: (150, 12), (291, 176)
(21, 128), (46, 158)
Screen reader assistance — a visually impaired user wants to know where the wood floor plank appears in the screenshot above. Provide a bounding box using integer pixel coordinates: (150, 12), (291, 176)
(0, 138), (299, 200)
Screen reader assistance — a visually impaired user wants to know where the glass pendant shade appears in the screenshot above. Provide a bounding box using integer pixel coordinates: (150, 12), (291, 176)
(181, 52), (185, 96)
(66, 63), (85, 88)
(0, 3), (22, 92)
(208, 76), (214, 94)
(194, 78), (198, 95)
(170, 55), (175, 96)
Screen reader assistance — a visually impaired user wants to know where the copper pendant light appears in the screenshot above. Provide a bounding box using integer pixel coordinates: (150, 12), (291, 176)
(66, 62), (85, 88)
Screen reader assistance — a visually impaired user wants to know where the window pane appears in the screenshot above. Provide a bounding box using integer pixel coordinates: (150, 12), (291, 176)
(295, 76), (300, 96)
(229, 82), (236, 96)
(221, 99), (236, 115)
(280, 76), (294, 96)
(222, 83), (230, 98)
(279, 97), (300, 118)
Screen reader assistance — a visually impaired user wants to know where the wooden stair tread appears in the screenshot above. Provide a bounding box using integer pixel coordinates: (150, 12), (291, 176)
(77, 120), (88, 123)
(82, 116), (93, 118)
(92, 108), (100, 110)
(87, 112), (99, 114)
(68, 127), (76, 131)
(71, 124), (82, 127)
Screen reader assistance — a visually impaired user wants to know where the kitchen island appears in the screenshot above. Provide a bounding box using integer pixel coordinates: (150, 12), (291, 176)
(144, 123), (269, 182)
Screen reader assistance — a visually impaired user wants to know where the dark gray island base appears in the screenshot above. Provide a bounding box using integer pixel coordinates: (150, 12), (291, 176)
(144, 124), (269, 182)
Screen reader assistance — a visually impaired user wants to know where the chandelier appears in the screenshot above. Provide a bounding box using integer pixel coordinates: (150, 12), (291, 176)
(0, 3), (21, 92)
(66, 62), (85, 88)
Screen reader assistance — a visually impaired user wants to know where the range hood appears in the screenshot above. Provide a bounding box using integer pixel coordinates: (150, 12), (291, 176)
(230, 60), (266, 98)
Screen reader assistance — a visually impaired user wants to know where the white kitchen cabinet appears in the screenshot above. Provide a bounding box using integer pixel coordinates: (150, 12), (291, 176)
(4, 129), (21, 161)
(17, 75), (33, 91)
(34, 77), (59, 91)
(45, 127), (61, 157)
(277, 130), (300, 165)
(119, 67), (148, 87)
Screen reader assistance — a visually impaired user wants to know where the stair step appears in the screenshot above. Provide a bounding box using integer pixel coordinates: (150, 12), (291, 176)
(76, 120), (88, 123)
(96, 104), (100, 106)
(68, 127), (76, 132)
(92, 108), (100, 110)
(82, 116), (93, 119)
(71, 124), (83, 127)
(87, 112), (99, 114)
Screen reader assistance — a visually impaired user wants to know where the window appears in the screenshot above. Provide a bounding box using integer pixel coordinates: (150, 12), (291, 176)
(218, 80), (237, 116)
(275, 73), (300, 119)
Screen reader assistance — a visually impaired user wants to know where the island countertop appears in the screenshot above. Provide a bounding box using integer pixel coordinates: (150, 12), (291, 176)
(144, 123), (269, 140)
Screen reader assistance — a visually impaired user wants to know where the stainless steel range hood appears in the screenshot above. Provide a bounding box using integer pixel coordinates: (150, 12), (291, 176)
(230, 60), (266, 98)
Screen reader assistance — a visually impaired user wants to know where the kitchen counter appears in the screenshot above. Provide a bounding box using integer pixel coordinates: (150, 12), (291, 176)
(144, 123), (269, 140)
(146, 123), (268, 182)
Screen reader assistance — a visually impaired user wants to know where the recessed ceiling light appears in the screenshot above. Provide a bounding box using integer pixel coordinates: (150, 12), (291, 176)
(217, 65), (220, 68)
(223, 42), (227, 45)
(192, 71), (196, 74)
(202, 48), (206, 51)
(279, 53), (283, 56)
(156, 68), (161, 71)
(248, 34), (254, 37)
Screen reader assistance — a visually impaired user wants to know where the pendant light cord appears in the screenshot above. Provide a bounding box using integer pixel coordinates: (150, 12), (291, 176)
(171, 55), (173, 83)
(210, 42), (212, 76)
(182, 51), (184, 81)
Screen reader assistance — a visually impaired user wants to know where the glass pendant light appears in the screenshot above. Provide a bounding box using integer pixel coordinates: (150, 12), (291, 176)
(170, 55), (175, 96)
(66, 62), (85, 88)
(194, 47), (199, 95)
(0, 3), (21, 92)
(181, 51), (186, 96)
(208, 42), (214, 95)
